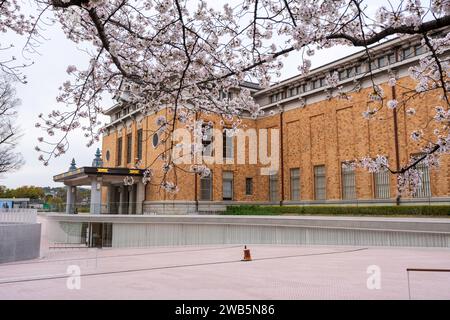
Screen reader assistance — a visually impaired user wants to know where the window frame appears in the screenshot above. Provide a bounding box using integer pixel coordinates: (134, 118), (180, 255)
(116, 137), (123, 166)
(245, 177), (253, 196)
(126, 133), (132, 164)
(314, 165), (326, 200)
(200, 171), (213, 201)
(136, 129), (143, 161)
(290, 168), (300, 200)
(222, 171), (234, 201)
(341, 164), (356, 200)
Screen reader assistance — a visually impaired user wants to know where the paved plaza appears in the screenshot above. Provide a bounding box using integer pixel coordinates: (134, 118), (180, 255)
(0, 243), (449, 299)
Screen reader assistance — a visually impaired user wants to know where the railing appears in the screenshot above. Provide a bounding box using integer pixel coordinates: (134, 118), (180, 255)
(0, 208), (37, 223)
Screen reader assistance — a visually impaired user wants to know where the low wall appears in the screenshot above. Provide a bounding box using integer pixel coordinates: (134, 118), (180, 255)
(142, 198), (450, 214)
(42, 213), (450, 249)
(0, 223), (41, 263)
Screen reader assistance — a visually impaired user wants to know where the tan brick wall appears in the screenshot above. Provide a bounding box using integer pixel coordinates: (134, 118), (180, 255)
(101, 75), (450, 203)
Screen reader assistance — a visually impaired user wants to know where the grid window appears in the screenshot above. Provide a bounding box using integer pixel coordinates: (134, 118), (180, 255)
(388, 53), (396, 64)
(137, 129), (143, 160)
(290, 168), (300, 200)
(415, 44), (426, 56)
(222, 171), (234, 200)
(378, 56), (387, 68)
(347, 67), (356, 77)
(245, 177), (253, 196)
(312, 79), (321, 89)
(223, 130), (234, 159)
(314, 165), (326, 200)
(202, 124), (213, 156)
(117, 137), (123, 166)
(413, 162), (432, 198)
(341, 165), (356, 200)
(402, 47), (412, 60)
(126, 133), (132, 164)
(200, 172), (212, 201)
(269, 173), (279, 202)
(374, 170), (390, 199)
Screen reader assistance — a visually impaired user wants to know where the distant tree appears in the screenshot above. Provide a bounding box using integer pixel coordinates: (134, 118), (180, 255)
(9, 186), (45, 199)
(0, 77), (23, 175)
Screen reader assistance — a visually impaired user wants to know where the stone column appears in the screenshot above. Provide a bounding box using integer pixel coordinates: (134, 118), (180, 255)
(90, 178), (102, 214)
(136, 182), (145, 214)
(65, 185), (77, 214)
(118, 185), (126, 214)
(106, 185), (116, 214)
(127, 184), (136, 214)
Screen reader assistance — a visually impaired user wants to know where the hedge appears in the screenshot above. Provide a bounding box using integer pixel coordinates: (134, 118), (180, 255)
(223, 205), (450, 216)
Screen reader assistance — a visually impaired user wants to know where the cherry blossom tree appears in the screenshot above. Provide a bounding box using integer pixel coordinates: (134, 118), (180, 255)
(5, 0), (450, 196)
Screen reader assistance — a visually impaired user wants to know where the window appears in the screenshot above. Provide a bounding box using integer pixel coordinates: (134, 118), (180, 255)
(341, 165), (356, 200)
(413, 162), (432, 198)
(152, 132), (159, 148)
(290, 168), (300, 200)
(137, 129), (143, 161)
(402, 47), (412, 60)
(314, 165), (326, 200)
(388, 53), (396, 64)
(245, 178), (253, 195)
(288, 87), (296, 97)
(374, 170), (390, 199)
(377, 56), (387, 68)
(354, 64), (362, 75)
(223, 130), (234, 159)
(222, 171), (233, 200)
(200, 172), (212, 201)
(339, 69), (347, 80)
(313, 78), (326, 89)
(117, 137), (123, 166)
(202, 124), (213, 156)
(126, 133), (132, 164)
(415, 44), (426, 56)
(320, 78), (326, 87)
(347, 67), (356, 78)
(269, 173), (279, 202)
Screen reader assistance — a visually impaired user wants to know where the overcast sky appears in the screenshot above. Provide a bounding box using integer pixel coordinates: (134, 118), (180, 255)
(0, 5), (360, 189)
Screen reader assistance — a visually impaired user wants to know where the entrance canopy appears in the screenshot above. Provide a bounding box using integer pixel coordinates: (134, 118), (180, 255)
(54, 167), (144, 186)
(54, 166), (145, 215)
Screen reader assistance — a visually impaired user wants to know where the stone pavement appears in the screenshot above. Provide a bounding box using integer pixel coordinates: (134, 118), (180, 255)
(0, 244), (449, 299)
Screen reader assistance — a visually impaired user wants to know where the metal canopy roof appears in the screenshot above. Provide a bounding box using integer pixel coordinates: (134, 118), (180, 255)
(53, 167), (144, 186)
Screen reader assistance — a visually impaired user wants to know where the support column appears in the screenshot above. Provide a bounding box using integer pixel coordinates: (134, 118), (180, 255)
(128, 184), (137, 215)
(118, 185), (126, 214)
(105, 184), (115, 214)
(65, 185), (77, 214)
(136, 182), (145, 214)
(90, 178), (102, 214)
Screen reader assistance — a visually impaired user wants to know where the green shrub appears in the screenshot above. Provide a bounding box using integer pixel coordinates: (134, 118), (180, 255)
(223, 205), (450, 216)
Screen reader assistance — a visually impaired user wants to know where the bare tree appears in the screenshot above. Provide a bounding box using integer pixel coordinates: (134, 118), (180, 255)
(0, 77), (23, 174)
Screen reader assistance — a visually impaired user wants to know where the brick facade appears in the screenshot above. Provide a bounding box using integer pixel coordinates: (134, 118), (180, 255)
(101, 35), (450, 210)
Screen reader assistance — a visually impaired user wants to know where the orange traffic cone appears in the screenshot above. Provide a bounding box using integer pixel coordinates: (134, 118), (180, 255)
(242, 245), (252, 261)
